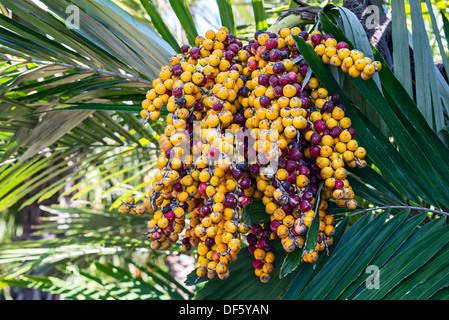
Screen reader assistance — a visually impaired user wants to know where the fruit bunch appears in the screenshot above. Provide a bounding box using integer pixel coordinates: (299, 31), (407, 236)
(119, 26), (376, 283)
(302, 31), (382, 80)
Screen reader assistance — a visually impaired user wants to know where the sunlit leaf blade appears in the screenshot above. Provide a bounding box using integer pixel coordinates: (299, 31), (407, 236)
(1, 0), (175, 78)
(281, 211), (449, 300)
(409, 0), (443, 133)
(136, 259), (194, 299)
(35, 103), (142, 114)
(192, 209), (448, 301)
(140, 0), (181, 52)
(425, 0), (449, 83)
(391, 0), (413, 96)
(0, 259), (188, 300)
(302, 181), (323, 255)
(346, 176), (389, 205)
(279, 247), (304, 280)
(168, 0), (199, 46)
(19, 110), (94, 160)
(252, 0), (268, 31)
(442, 9), (449, 47)
(0, 14), (86, 66)
(216, 0), (236, 34)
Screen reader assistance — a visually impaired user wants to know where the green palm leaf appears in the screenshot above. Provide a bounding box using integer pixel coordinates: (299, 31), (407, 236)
(193, 210), (449, 300)
(1, 0), (449, 302)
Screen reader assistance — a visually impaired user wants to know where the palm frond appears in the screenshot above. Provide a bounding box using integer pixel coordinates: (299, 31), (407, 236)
(1, 0), (449, 301)
(0, 0), (176, 213)
(193, 210), (449, 300)
(1, 259), (192, 300)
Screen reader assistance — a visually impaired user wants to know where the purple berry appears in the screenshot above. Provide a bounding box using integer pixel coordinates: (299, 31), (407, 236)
(259, 95), (271, 108)
(213, 102), (223, 111)
(270, 220), (281, 231)
(273, 62), (286, 74)
(287, 172), (297, 185)
(228, 43), (240, 54)
(298, 31), (309, 41)
(180, 44), (190, 53)
(190, 47), (201, 59)
(251, 224), (262, 236)
(311, 33), (322, 45)
(165, 211), (176, 222)
(279, 74), (292, 86)
(288, 71), (298, 83)
(240, 176), (251, 189)
(269, 75), (279, 87)
(300, 200), (312, 212)
(253, 259), (264, 269)
(171, 64), (183, 76)
(299, 65), (309, 76)
(173, 183), (183, 192)
(289, 195), (301, 207)
(273, 85), (284, 98)
(257, 237), (270, 250)
(314, 120), (326, 132)
(309, 145), (321, 158)
(322, 101), (334, 113)
(205, 237), (215, 247)
(330, 93), (340, 103)
(225, 50), (235, 60)
(258, 74), (270, 86)
(269, 49), (282, 62)
(335, 180), (344, 189)
(347, 127), (357, 138)
(233, 113), (246, 124)
(172, 87), (183, 97)
(336, 41), (349, 50)
(285, 159), (298, 172)
(330, 126), (342, 138)
(247, 233), (258, 245)
(289, 148), (302, 161)
(265, 38), (278, 50)
(232, 169), (243, 180)
(311, 133), (322, 145)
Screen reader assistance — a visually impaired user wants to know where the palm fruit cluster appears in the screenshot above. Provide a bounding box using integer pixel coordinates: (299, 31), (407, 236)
(119, 26), (377, 283)
(304, 31), (382, 80)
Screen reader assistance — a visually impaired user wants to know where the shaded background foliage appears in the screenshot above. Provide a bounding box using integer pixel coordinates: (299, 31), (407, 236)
(0, 0), (449, 300)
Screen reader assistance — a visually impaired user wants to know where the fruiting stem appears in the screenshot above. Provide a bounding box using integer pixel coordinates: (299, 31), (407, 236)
(235, 36), (252, 42)
(347, 205), (449, 217)
(1, 57), (153, 85)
